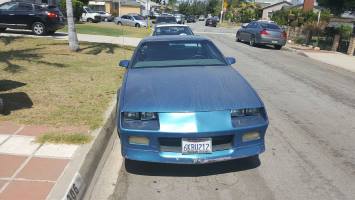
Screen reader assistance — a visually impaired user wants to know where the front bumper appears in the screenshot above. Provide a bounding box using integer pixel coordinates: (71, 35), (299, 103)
(122, 142), (264, 164)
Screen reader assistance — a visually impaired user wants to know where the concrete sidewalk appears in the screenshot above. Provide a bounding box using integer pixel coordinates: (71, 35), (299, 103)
(0, 121), (83, 200)
(285, 44), (355, 73)
(0, 31), (141, 47)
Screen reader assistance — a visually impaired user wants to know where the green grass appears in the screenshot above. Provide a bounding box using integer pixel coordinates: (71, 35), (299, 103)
(218, 21), (241, 28)
(0, 37), (133, 130)
(59, 23), (151, 38)
(36, 132), (92, 144)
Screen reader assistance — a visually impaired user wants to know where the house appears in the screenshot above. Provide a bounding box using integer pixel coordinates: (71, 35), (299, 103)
(88, 0), (142, 16)
(261, 1), (292, 20)
(254, 0), (298, 8)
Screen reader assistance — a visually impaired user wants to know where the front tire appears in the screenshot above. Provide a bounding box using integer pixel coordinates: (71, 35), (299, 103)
(135, 23), (140, 28)
(117, 21), (122, 25)
(0, 27), (6, 32)
(32, 22), (46, 35)
(87, 18), (94, 23)
(274, 45), (282, 50)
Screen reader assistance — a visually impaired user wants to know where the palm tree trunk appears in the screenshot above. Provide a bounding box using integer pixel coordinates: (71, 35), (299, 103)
(66, 0), (79, 51)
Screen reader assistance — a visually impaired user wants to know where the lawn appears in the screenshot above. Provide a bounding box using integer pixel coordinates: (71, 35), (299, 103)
(0, 37), (133, 131)
(218, 21), (241, 28)
(59, 23), (152, 38)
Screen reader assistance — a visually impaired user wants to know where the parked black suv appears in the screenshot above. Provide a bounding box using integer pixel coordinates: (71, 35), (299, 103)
(0, 1), (64, 35)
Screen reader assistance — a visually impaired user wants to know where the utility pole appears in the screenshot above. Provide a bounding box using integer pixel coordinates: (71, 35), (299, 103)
(146, 0), (150, 29)
(220, 0), (223, 23)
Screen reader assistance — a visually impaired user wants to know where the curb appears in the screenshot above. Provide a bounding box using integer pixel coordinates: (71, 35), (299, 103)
(283, 46), (309, 57)
(47, 98), (117, 200)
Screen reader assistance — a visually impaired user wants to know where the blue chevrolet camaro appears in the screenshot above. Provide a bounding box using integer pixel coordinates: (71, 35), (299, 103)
(117, 36), (268, 164)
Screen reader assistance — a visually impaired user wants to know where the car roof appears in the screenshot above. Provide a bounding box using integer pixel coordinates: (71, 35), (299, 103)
(141, 35), (210, 43)
(155, 24), (190, 28)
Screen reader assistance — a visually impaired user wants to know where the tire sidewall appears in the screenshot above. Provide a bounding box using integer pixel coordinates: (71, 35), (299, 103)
(32, 22), (45, 35)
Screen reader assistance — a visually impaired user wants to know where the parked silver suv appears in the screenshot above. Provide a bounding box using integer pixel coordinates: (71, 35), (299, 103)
(114, 14), (147, 27)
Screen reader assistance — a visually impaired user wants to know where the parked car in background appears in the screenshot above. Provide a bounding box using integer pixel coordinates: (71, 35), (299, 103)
(81, 6), (101, 23)
(236, 21), (287, 50)
(152, 24), (194, 36)
(174, 14), (185, 24)
(155, 16), (177, 25)
(205, 17), (217, 27)
(114, 14), (147, 27)
(198, 15), (205, 21)
(97, 11), (113, 22)
(117, 35), (269, 164)
(186, 15), (196, 23)
(0, 1), (64, 35)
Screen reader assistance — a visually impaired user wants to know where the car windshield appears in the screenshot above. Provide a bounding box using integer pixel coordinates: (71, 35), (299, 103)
(0, 2), (17, 10)
(153, 26), (193, 36)
(260, 23), (281, 30)
(131, 40), (227, 68)
(133, 15), (144, 20)
(156, 17), (176, 24)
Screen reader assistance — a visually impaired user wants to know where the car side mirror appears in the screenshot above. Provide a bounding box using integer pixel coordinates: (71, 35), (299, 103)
(118, 60), (129, 68)
(226, 57), (236, 65)
(152, 20), (156, 24)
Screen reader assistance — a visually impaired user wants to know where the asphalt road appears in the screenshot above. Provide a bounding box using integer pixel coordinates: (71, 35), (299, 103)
(87, 22), (355, 200)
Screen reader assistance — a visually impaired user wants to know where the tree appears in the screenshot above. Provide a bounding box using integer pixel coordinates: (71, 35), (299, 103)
(207, 0), (221, 16)
(318, 0), (355, 16)
(66, 0), (80, 51)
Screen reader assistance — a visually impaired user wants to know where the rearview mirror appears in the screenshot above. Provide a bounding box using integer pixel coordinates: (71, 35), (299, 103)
(226, 57), (236, 65)
(118, 60), (129, 68)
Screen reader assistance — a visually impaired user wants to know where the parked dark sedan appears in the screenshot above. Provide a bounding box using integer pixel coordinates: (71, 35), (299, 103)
(186, 15), (196, 23)
(236, 21), (287, 50)
(205, 17), (217, 27)
(0, 1), (64, 35)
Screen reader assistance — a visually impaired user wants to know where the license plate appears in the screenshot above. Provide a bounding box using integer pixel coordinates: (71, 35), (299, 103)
(271, 40), (278, 44)
(182, 138), (212, 154)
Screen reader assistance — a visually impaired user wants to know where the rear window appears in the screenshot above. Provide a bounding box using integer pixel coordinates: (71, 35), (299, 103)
(260, 23), (281, 30)
(133, 15), (144, 20)
(153, 26), (193, 36)
(156, 17), (177, 24)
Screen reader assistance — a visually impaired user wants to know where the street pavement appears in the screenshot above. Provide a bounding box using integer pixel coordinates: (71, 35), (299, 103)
(88, 22), (355, 200)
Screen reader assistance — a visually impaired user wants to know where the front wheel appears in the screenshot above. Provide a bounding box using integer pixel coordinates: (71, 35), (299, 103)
(0, 98), (4, 114)
(0, 27), (6, 32)
(117, 21), (122, 26)
(32, 22), (46, 35)
(87, 18), (94, 23)
(135, 23), (140, 28)
(274, 45), (282, 50)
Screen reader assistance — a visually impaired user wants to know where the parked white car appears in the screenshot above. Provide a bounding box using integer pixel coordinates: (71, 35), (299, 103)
(81, 6), (101, 23)
(97, 11), (113, 22)
(114, 14), (147, 27)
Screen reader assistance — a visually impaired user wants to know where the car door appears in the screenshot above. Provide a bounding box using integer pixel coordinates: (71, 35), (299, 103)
(128, 16), (135, 27)
(245, 22), (257, 41)
(13, 3), (35, 28)
(121, 15), (129, 25)
(0, 2), (18, 28)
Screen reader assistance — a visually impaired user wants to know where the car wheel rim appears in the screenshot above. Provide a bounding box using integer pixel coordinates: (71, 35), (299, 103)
(250, 37), (254, 46)
(34, 24), (43, 35)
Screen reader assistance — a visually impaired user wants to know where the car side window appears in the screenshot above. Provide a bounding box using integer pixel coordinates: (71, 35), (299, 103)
(0, 2), (18, 11)
(34, 5), (44, 12)
(121, 15), (128, 19)
(16, 3), (33, 11)
(246, 23), (254, 28)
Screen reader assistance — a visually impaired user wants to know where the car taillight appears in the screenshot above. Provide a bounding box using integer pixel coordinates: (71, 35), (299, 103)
(260, 29), (269, 35)
(282, 31), (287, 39)
(47, 12), (58, 19)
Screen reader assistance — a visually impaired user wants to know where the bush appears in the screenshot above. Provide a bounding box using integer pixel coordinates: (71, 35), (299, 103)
(59, 0), (84, 21)
(295, 36), (306, 44)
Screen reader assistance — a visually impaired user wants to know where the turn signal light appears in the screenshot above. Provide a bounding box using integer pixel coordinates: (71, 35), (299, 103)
(242, 132), (260, 142)
(128, 136), (149, 145)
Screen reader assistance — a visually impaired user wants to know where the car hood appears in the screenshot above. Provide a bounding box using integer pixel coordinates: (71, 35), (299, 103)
(120, 66), (263, 112)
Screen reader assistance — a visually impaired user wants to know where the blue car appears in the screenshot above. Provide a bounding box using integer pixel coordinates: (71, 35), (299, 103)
(117, 36), (268, 164)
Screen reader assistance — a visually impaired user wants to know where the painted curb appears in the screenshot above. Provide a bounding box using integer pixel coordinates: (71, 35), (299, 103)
(47, 98), (117, 200)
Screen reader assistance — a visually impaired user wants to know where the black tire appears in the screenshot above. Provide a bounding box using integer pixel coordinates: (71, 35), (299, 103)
(87, 18), (94, 23)
(236, 36), (241, 42)
(274, 45), (282, 50)
(249, 35), (256, 47)
(117, 21), (122, 25)
(135, 23), (140, 28)
(0, 98), (4, 114)
(32, 22), (46, 35)
(0, 27), (6, 32)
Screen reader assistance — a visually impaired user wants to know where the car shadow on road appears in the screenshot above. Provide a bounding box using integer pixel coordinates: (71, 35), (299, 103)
(124, 156), (260, 177)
